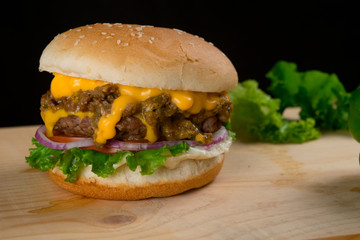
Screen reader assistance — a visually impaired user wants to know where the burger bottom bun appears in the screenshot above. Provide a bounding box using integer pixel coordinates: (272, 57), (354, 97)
(48, 154), (224, 200)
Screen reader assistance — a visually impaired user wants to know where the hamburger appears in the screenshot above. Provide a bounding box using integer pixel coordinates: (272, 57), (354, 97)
(26, 23), (238, 200)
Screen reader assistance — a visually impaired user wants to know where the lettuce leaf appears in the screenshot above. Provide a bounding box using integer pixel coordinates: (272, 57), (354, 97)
(26, 138), (62, 171)
(267, 61), (351, 130)
(229, 80), (321, 143)
(26, 138), (189, 182)
(126, 142), (190, 175)
(349, 86), (360, 143)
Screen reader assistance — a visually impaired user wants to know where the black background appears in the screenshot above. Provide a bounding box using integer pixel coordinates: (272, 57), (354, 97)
(2, 0), (359, 127)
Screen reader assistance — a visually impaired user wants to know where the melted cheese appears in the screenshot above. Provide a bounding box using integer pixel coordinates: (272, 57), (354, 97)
(168, 91), (194, 112)
(44, 73), (223, 144)
(135, 114), (158, 143)
(51, 73), (107, 98)
(96, 96), (136, 144)
(119, 85), (163, 101)
(195, 133), (206, 144)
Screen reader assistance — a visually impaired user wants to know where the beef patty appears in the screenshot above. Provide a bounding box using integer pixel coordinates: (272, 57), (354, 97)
(41, 84), (232, 144)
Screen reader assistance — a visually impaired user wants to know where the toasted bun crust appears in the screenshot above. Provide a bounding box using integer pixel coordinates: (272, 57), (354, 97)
(48, 154), (224, 200)
(39, 23), (238, 92)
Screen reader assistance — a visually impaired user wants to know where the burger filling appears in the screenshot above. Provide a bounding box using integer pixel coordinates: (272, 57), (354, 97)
(40, 73), (233, 147)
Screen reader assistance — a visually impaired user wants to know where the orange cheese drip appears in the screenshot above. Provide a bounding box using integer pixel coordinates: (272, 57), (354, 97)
(51, 73), (107, 98)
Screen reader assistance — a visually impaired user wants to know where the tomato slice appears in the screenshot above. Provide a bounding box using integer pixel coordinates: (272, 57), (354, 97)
(81, 145), (120, 154)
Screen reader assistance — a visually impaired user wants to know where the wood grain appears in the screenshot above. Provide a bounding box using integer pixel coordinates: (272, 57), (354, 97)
(0, 125), (360, 240)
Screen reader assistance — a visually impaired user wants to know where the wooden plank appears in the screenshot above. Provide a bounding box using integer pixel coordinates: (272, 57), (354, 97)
(0, 125), (359, 239)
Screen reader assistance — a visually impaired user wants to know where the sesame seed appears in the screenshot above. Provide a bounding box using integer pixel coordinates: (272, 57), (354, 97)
(110, 33), (116, 36)
(127, 25), (132, 28)
(137, 32), (143, 38)
(148, 39), (153, 44)
(79, 35), (85, 38)
(101, 32), (107, 35)
(117, 39), (121, 45)
(135, 26), (144, 31)
(105, 23), (113, 27)
(87, 26), (93, 29)
(150, 37), (154, 40)
(74, 39), (80, 46)
(76, 29), (81, 32)
(92, 40), (97, 45)
(130, 32), (135, 37)
(123, 43), (129, 46)
(106, 36), (112, 39)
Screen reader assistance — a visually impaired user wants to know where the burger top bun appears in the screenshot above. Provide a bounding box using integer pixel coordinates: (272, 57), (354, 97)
(39, 23), (238, 92)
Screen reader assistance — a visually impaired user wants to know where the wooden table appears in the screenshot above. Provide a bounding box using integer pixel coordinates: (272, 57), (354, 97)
(1, 125), (360, 240)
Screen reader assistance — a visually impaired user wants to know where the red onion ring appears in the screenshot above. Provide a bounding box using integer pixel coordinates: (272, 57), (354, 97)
(35, 125), (95, 150)
(35, 125), (228, 151)
(203, 126), (228, 149)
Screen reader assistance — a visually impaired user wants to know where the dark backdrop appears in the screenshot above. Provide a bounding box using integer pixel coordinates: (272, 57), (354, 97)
(2, 1), (359, 127)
